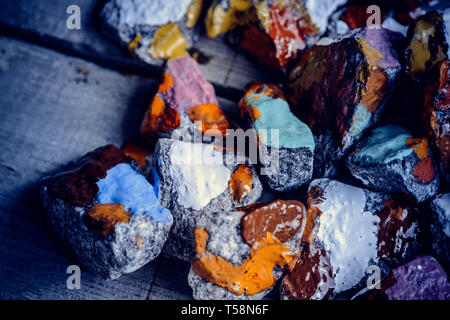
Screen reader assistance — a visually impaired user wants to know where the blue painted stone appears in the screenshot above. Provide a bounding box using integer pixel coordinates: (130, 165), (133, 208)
(247, 88), (315, 150)
(96, 163), (171, 223)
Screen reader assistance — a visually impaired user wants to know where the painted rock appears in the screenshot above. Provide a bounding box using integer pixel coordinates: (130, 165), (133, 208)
(140, 55), (230, 143)
(346, 124), (439, 202)
(423, 60), (450, 183)
(405, 8), (450, 77)
(238, 0), (320, 69)
(430, 193), (450, 270)
(299, 179), (420, 296)
(280, 242), (334, 300)
(40, 145), (172, 279)
(287, 27), (403, 177)
(206, 0), (346, 69)
(101, 0), (202, 64)
(150, 138), (263, 261)
(121, 141), (152, 175)
(238, 82), (315, 192)
(188, 200), (306, 299)
(330, 1), (439, 38)
(354, 256), (450, 300)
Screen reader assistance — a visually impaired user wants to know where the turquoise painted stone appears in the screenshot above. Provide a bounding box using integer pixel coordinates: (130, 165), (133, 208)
(97, 163), (172, 223)
(243, 85), (315, 151)
(347, 124), (439, 202)
(239, 82), (314, 192)
(353, 124), (413, 166)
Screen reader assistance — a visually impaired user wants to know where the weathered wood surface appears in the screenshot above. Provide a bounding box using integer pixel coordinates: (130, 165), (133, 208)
(0, 0), (274, 100)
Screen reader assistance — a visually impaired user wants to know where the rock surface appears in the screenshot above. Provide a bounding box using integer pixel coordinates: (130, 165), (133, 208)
(40, 145), (172, 279)
(239, 81), (314, 191)
(150, 138), (263, 261)
(430, 193), (450, 270)
(280, 242), (334, 300)
(188, 200), (306, 300)
(422, 60), (450, 183)
(287, 27), (403, 176)
(405, 8), (450, 78)
(346, 124), (440, 202)
(206, 0), (346, 69)
(101, 0), (200, 64)
(300, 179), (420, 296)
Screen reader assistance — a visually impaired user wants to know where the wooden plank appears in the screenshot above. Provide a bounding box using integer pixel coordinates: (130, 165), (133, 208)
(0, 0), (272, 98)
(0, 35), (162, 299)
(147, 256), (193, 300)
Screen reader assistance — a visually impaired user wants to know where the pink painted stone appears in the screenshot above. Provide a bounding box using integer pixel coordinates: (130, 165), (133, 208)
(163, 55), (219, 114)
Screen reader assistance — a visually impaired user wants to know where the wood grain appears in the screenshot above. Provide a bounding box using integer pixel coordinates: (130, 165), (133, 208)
(0, 0), (273, 98)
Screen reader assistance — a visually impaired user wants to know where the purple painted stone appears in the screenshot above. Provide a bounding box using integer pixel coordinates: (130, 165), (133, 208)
(358, 256), (450, 300)
(385, 256), (450, 300)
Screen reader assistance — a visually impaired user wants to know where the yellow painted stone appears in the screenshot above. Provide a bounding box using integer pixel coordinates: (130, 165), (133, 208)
(186, 0), (203, 28)
(149, 23), (188, 60)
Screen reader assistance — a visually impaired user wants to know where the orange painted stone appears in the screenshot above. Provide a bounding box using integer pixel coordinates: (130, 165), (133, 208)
(86, 203), (131, 236)
(192, 228), (294, 296)
(228, 164), (253, 203)
(188, 104), (230, 136)
(122, 142), (150, 168)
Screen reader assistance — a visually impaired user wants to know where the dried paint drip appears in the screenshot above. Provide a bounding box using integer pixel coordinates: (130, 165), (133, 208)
(192, 228), (294, 296)
(228, 164), (253, 203)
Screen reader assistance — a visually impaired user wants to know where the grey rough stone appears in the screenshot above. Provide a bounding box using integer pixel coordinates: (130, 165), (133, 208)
(430, 193), (450, 270)
(346, 125), (439, 203)
(260, 145), (313, 192)
(188, 210), (304, 300)
(150, 138), (263, 261)
(100, 0), (196, 65)
(40, 185), (172, 280)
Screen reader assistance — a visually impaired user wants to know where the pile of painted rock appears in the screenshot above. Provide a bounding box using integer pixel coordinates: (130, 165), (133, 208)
(40, 0), (450, 299)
